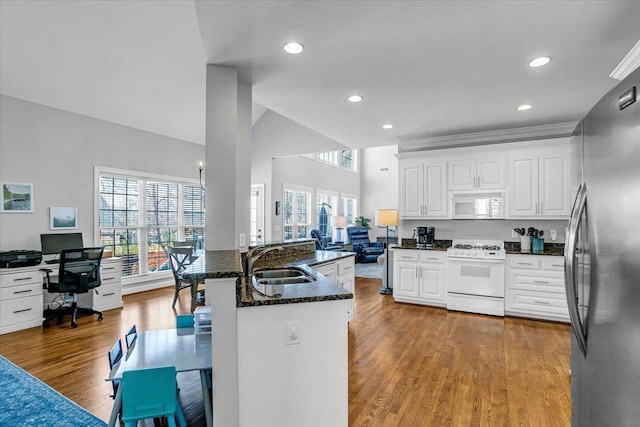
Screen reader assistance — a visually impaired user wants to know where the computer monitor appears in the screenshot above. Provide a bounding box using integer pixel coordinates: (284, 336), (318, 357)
(40, 232), (84, 255)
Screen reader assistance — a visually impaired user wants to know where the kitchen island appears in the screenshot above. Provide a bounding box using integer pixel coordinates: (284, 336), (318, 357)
(183, 243), (354, 427)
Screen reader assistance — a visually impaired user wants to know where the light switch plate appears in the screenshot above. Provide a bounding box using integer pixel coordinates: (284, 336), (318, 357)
(286, 321), (301, 345)
(239, 233), (246, 246)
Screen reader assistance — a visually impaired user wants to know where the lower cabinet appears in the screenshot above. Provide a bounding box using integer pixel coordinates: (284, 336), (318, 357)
(0, 266), (43, 335)
(393, 249), (446, 307)
(313, 255), (356, 320)
(505, 254), (569, 322)
(77, 257), (124, 312)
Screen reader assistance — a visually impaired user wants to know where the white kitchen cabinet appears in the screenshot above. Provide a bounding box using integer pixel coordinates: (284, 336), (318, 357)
(508, 144), (571, 218)
(399, 159), (447, 218)
(313, 255), (356, 320)
(77, 257), (123, 312)
(505, 254), (568, 322)
(0, 266), (43, 334)
(448, 156), (506, 191)
(393, 249), (446, 307)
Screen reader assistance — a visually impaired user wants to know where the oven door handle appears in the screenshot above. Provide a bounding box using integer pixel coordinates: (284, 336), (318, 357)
(447, 257), (505, 264)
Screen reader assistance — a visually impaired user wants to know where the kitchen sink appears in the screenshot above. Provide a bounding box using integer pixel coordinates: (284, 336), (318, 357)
(251, 268), (316, 297)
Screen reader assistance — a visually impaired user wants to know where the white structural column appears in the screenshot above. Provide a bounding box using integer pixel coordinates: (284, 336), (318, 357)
(236, 81), (252, 252)
(205, 65), (238, 250)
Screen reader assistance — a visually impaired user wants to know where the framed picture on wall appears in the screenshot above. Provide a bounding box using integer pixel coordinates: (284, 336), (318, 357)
(1, 182), (34, 213)
(50, 207), (78, 230)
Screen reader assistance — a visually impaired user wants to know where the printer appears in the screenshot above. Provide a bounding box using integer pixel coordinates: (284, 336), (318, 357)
(0, 250), (43, 268)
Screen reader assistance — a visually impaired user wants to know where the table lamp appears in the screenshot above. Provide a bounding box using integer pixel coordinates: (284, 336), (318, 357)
(375, 209), (398, 295)
(331, 215), (348, 243)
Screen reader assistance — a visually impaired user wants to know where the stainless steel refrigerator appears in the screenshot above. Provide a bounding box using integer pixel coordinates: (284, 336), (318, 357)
(565, 67), (639, 426)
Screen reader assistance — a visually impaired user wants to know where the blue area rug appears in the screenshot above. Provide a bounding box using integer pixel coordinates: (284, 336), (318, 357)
(355, 262), (383, 278)
(0, 355), (106, 427)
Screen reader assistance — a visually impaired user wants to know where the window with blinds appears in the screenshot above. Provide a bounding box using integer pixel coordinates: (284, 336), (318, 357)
(283, 187), (310, 241)
(341, 195), (358, 225)
(317, 192), (336, 242)
(98, 172), (205, 279)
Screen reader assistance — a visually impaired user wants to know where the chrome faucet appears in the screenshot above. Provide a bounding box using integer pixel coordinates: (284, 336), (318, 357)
(246, 246), (284, 277)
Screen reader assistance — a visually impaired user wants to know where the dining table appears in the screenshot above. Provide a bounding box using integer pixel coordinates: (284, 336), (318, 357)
(105, 328), (213, 427)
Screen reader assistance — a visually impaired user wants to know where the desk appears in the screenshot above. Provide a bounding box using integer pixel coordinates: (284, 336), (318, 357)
(106, 328), (212, 427)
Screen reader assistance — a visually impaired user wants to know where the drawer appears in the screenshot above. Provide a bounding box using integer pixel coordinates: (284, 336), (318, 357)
(395, 251), (419, 262)
(0, 281), (42, 301)
(509, 256), (542, 269)
(509, 272), (565, 294)
(542, 257), (564, 272)
(419, 252), (445, 263)
(94, 288), (122, 307)
(100, 273), (121, 285)
(0, 294), (42, 326)
(508, 289), (569, 317)
(0, 270), (41, 287)
(337, 259), (354, 276)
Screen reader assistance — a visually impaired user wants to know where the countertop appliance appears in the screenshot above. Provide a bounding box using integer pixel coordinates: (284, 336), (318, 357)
(446, 239), (505, 316)
(0, 250), (43, 268)
(565, 68), (639, 426)
(416, 226), (435, 249)
(450, 191), (505, 219)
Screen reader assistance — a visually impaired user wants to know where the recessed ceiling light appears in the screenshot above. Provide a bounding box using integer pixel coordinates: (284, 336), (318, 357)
(283, 42), (304, 54)
(382, 124), (394, 129)
(517, 104), (532, 111)
(528, 56), (551, 67)
(348, 95), (363, 103)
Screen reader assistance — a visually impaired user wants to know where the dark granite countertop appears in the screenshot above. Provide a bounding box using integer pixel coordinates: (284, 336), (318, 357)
(504, 241), (564, 256)
(183, 249), (354, 308)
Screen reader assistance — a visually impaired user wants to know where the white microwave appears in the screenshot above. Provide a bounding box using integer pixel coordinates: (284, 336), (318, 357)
(450, 191), (505, 219)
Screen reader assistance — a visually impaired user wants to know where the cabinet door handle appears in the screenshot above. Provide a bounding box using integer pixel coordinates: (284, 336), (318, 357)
(517, 262), (533, 266)
(14, 308), (32, 313)
(533, 300), (550, 305)
(400, 256), (414, 259)
(540, 202), (544, 214)
(552, 264), (563, 268)
(534, 280), (550, 284)
(103, 292), (115, 297)
(102, 267), (115, 271)
(473, 176), (476, 188)
(425, 257), (439, 261)
(477, 175), (480, 188)
(13, 277), (33, 282)
(13, 289), (33, 294)
(342, 266), (353, 271)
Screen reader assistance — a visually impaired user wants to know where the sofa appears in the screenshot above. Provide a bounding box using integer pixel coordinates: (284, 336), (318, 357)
(346, 226), (385, 263)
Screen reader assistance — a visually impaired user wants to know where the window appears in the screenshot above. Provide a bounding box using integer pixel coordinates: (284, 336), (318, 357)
(316, 191), (337, 242)
(283, 186), (311, 241)
(316, 149), (357, 172)
(317, 152), (336, 164)
(340, 150), (356, 171)
(341, 195), (358, 225)
(98, 169), (204, 280)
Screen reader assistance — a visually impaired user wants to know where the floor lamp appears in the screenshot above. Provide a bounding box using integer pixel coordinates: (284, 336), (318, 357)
(375, 209), (398, 295)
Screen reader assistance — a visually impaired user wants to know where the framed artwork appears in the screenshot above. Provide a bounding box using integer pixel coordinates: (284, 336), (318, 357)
(1, 182), (34, 213)
(50, 207), (78, 230)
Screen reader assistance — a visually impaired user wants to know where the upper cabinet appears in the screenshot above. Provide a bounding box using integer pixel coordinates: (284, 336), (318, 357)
(400, 159), (447, 218)
(508, 143), (572, 219)
(448, 157), (506, 191)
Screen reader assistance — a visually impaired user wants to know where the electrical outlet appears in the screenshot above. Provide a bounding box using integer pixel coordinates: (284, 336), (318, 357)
(239, 233), (246, 246)
(286, 321), (301, 345)
(550, 229), (557, 241)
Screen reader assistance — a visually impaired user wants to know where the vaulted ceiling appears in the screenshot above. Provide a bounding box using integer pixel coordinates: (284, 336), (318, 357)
(1, 1), (639, 149)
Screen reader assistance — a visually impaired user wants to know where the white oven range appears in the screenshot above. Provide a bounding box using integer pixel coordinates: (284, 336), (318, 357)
(446, 239), (506, 316)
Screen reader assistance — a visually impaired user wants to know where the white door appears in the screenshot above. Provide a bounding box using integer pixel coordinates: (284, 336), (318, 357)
(539, 153), (570, 217)
(250, 184), (265, 246)
(477, 158), (506, 189)
(400, 163), (423, 217)
(448, 160), (476, 190)
(509, 154), (538, 217)
(424, 162), (448, 217)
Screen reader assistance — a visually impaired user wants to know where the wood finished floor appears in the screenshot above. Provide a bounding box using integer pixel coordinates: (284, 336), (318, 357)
(0, 277), (571, 426)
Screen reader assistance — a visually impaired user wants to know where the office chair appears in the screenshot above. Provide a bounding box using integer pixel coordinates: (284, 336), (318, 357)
(41, 247), (104, 328)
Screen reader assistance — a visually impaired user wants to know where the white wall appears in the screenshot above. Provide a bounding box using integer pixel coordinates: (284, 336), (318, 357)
(0, 95), (204, 250)
(251, 109), (354, 242)
(360, 145), (399, 240)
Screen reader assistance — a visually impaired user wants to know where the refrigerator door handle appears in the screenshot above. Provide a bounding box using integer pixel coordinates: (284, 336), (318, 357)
(565, 183), (588, 356)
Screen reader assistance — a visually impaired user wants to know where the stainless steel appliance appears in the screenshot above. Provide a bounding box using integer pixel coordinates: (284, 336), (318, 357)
(565, 67), (639, 426)
(416, 226), (435, 249)
(450, 191), (505, 219)
(446, 239), (506, 316)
